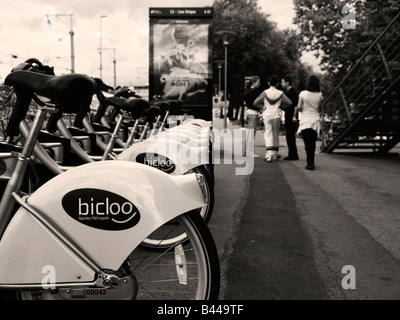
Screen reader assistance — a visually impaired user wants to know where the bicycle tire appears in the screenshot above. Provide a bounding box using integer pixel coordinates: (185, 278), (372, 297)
(14, 210), (220, 300)
(191, 165), (214, 224)
(130, 211), (220, 300)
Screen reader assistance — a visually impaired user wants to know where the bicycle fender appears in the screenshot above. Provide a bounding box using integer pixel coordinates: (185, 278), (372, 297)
(117, 138), (209, 175)
(151, 129), (211, 152)
(165, 125), (211, 138)
(0, 161), (206, 284)
(181, 119), (212, 128)
(160, 129), (211, 143)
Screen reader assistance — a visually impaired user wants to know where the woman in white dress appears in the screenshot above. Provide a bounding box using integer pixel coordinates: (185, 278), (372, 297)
(296, 75), (323, 170)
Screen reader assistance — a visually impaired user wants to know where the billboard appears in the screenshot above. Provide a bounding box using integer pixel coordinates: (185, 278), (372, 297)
(149, 8), (213, 120)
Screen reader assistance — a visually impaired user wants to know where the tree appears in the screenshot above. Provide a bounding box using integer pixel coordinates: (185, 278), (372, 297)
(212, 0), (306, 113)
(293, 0), (400, 82)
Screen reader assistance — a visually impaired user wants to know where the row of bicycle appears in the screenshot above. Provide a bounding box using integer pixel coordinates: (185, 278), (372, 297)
(0, 58), (220, 300)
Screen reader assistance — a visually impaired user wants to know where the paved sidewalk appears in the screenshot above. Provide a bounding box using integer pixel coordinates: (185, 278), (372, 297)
(209, 117), (400, 300)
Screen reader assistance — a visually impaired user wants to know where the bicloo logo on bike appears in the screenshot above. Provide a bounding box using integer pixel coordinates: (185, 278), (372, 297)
(62, 189), (141, 230)
(136, 152), (176, 174)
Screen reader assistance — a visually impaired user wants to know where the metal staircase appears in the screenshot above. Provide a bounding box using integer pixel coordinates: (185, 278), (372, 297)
(320, 11), (400, 153)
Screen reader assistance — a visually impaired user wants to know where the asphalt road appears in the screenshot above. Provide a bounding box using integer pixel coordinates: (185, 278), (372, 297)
(208, 117), (400, 300)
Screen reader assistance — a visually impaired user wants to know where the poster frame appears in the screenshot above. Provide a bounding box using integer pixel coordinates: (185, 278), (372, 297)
(149, 7), (213, 121)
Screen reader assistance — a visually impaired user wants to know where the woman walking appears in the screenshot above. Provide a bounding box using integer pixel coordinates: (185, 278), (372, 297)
(296, 75), (323, 170)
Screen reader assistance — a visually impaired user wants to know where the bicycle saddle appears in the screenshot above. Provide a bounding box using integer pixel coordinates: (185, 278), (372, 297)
(11, 58), (55, 76)
(142, 106), (161, 123)
(151, 99), (181, 112)
(103, 96), (150, 119)
(93, 77), (114, 92)
(168, 100), (183, 114)
(5, 71), (96, 102)
(113, 87), (141, 99)
(151, 100), (170, 112)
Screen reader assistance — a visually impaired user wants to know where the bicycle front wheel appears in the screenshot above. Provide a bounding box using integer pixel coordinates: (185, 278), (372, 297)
(128, 211), (220, 300)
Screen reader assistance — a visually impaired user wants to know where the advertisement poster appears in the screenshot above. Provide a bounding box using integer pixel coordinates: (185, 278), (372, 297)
(149, 8), (213, 120)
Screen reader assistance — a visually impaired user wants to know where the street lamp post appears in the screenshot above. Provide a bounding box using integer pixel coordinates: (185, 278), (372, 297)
(224, 40), (228, 129)
(69, 15), (75, 73)
(55, 14), (75, 73)
(218, 64), (222, 95)
(218, 63), (222, 118)
(99, 15), (107, 79)
(103, 48), (117, 88)
(215, 60), (224, 119)
(216, 31), (234, 130)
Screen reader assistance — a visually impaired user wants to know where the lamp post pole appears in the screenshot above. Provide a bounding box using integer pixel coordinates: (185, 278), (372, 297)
(219, 64), (222, 118)
(103, 48), (117, 88)
(99, 15), (107, 79)
(223, 40), (228, 130)
(55, 14), (74, 73)
(218, 64), (222, 95)
(112, 48), (116, 87)
(216, 31), (234, 130)
(215, 60), (224, 119)
(69, 15), (75, 73)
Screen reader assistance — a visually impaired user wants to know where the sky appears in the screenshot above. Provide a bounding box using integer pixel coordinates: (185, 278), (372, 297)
(0, 0), (319, 87)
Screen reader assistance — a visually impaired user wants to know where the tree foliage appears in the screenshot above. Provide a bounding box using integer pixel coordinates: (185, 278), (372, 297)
(293, 0), (400, 81)
(212, 0), (308, 108)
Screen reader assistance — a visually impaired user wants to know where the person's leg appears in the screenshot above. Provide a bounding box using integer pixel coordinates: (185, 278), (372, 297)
(246, 114), (258, 157)
(301, 129), (317, 169)
(308, 129), (317, 165)
(271, 118), (281, 159)
(263, 118), (274, 161)
(285, 119), (299, 159)
(247, 114), (258, 138)
(233, 106), (238, 120)
(301, 129), (310, 164)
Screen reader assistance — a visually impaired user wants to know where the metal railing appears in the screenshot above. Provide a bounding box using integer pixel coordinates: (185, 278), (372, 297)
(320, 11), (400, 152)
